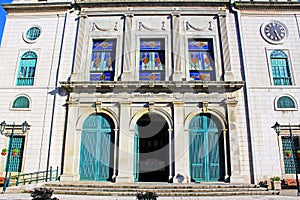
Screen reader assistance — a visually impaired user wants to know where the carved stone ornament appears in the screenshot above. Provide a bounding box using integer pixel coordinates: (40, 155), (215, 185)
(95, 102), (102, 113)
(138, 21), (165, 31)
(202, 101), (209, 113)
(185, 21), (212, 31)
(91, 22), (118, 32)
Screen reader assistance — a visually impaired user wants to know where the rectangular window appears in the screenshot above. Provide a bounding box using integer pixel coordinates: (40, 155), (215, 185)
(282, 136), (300, 174)
(188, 39), (215, 81)
(271, 58), (292, 85)
(6, 136), (25, 172)
(90, 39), (116, 81)
(139, 39), (165, 81)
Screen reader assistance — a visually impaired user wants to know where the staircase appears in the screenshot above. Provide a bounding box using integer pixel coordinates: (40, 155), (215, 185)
(7, 181), (280, 197)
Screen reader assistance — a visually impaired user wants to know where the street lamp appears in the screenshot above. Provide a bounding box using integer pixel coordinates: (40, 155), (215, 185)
(272, 122), (300, 196)
(0, 121), (28, 194)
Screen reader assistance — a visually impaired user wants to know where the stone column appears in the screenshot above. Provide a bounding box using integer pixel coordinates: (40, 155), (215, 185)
(172, 101), (189, 183)
(60, 98), (80, 181)
(223, 128), (229, 181)
(112, 128), (119, 181)
(172, 12), (183, 81)
(116, 101), (134, 182)
(218, 14), (234, 81)
(168, 128), (173, 182)
(121, 13), (134, 81)
(226, 97), (246, 183)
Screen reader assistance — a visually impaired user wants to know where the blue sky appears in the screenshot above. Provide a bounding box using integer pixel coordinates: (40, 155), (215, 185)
(0, 0), (13, 45)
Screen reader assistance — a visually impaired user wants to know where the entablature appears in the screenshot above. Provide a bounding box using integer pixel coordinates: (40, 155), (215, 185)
(60, 81), (244, 94)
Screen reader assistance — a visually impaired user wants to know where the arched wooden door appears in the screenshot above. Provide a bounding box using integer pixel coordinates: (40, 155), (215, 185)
(79, 114), (114, 181)
(189, 114), (224, 182)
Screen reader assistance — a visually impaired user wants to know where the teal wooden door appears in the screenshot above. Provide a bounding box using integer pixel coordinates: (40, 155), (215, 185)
(189, 115), (221, 182)
(133, 125), (139, 182)
(79, 115), (112, 181)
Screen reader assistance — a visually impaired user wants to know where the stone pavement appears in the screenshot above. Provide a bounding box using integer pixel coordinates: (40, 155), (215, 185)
(0, 189), (299, 200)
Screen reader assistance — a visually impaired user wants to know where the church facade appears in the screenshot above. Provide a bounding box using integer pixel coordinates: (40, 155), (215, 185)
(0, 0), (299, 185)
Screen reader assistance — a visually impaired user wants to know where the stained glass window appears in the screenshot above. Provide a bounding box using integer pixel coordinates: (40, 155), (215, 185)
(12, 96), (30, 108)
(277, 96), (296, 109)
(16, 51), (37, 86)
(139, 39), (165, 81)
(90, 40), (116, 81)
(270, 50), (292, 85)
(188, 39), (215, 81)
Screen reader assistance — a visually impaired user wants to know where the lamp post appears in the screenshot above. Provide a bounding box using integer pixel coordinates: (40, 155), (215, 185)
(0, 121), (28, 194)
(272, 122), (300, 196)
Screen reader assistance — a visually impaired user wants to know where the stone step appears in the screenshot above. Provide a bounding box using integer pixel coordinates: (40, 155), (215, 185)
(6, 181), (280, 196)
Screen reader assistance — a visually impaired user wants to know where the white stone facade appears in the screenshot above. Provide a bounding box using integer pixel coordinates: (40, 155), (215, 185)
(0, 0), (298, 185)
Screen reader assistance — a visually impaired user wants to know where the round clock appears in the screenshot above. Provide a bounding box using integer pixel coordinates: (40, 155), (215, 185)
(260, 21), (288, 44)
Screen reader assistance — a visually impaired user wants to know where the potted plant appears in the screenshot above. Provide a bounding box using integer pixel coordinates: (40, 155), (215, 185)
(1, 148), (7, 156)
(297, 150), (300, 158)
(285, 150), (292, 157)
(271, 177), (281, 190)
(12, 148), (18, 156)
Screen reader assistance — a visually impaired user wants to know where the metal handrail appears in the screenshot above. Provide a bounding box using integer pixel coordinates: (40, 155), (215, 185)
(6, 166), (59, 187)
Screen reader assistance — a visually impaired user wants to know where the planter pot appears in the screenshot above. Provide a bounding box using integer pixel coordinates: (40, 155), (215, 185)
(271, 181), (281, 190)
(1, 152), (6, 156)
(12, 152), (18, 156)
(286, 152), (291, 157)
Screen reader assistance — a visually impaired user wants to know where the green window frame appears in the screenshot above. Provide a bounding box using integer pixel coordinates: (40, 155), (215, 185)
(26, 27), (41, 41)
(16, 51), (37, 86)
(277, 96), (296, 109)
(270, 50), (292, 85)
(12, 96), (30, 109)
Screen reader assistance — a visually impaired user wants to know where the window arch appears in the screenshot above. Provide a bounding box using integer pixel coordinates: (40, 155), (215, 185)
(16, 51), (37, 86)
(275, 95), (297, 111)
(12, 96), (30, 109)
(270, 50), (292, 85)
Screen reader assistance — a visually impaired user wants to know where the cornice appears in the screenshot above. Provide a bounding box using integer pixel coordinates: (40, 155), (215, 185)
(60, 81), (244, 94)
(2, 2), (72, 13)
(234, 2), (300, 11)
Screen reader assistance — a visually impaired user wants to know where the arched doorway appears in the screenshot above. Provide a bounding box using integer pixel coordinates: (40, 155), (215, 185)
(189, 114), (225, 182)
(134, 112), (169, 182)
(79, 114), (115, 181)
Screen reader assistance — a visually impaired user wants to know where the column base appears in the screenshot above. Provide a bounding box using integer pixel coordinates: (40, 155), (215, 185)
(121, 72), (133, 81)
(59, 174), (79, 182)
(172, 73), (183, 81)
(230, 175), (248, 183)
(115, 175), (134, 183)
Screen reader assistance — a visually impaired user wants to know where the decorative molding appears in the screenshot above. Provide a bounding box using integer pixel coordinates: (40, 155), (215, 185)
(185, 21), (212, 31)
(95, 102), (102, 113)
(138, 21), (165, 31)
(202, 101), (209, 113)
(91, 22), (118, 32)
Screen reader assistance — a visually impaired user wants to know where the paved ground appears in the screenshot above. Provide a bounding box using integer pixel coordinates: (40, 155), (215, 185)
(0, 190), (299, 200)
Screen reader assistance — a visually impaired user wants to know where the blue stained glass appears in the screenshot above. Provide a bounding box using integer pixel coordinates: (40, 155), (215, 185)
(91, 52), (113, 72)
(92, 41), (114, 51)
(190, 72), (212, 81)
(188, 41), (210, 50)
(139, 72), (161, 81)
(90, 72), (113, 81)
(140, 52), (163, 71)
(189, 52), (213, 71)
(140, 41), (161, 50)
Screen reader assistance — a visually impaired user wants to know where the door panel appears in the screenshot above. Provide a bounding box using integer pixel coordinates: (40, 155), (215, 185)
(79, 115), (112, 181)
(189, 115), (221, 182)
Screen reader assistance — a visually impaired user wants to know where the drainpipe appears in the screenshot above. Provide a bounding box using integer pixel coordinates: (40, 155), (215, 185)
(46, 10), (68, 180)
(230, 2), (257, 184)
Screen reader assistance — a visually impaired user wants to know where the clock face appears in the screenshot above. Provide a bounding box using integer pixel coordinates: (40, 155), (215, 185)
(261, 21), (288, 44)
